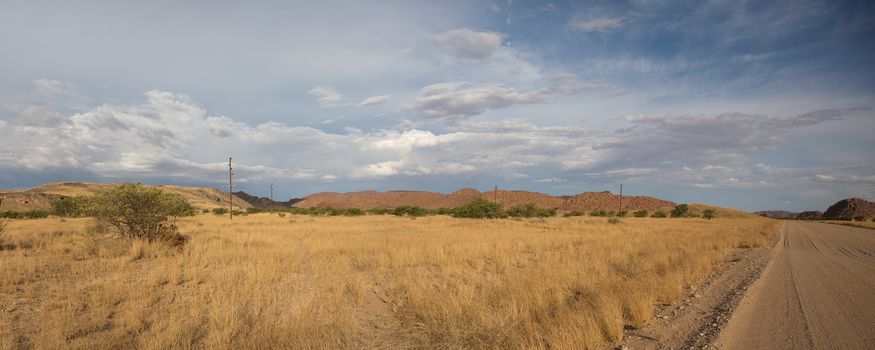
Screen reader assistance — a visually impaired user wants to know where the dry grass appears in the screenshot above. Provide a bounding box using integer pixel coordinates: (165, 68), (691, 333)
(0, 214), (777, 349)
(819, 220), (875, 230)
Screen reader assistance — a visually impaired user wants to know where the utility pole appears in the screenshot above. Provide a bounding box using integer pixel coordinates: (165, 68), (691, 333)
(229, 157), (234, 220)
(619, 183), (623, 214)
(270, 183), (274, 202)
(494, 185), (498, 203)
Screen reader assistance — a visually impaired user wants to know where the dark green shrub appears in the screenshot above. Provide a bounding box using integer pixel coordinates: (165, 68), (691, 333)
(367, 208), (393, 215)
(617, 211), (628, 217)
(703, 208), (716, 220)
(671, 204), (690, 218)
(590, 210), (608, 217)
(853, 216), (865, 221)
(633, 210), (648, 218)
(212, 207), (229, 216)
(507, 203), (555, 218)
(246, 207), (264, 214)
(87, 183), (193, 243)
(343, 208), (365, 216)
(437, 208), (453, 215)
(202, 208), (210, 214)
(393, 206), (428, 217)
(563, 211), (585, 217)
(651, 210), (667, 218)
(451, 199), (506, 219)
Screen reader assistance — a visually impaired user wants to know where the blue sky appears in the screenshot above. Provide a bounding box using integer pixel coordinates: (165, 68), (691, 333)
(1, 0), (873, 211)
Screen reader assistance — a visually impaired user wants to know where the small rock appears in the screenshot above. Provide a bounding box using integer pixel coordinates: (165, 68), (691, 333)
(694, 293), (702, 298)
(699, 332), (705, 337)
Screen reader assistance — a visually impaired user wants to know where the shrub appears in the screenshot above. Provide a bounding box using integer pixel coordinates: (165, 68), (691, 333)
(436, 207), (454, 215)
(703, 208), (716, 220)
(367, 208), (393, 215)
(507, 203), (556, 218)
(590, 210), (608, 217)
(51, 196), (89, 217)
(393, 206), (428, 217)
(563, 211), (585, 217)
(607, 217), (621, 224)
(853, 216), (865, 222)
(451, 199), (506, 219)
(651, 211), (667, 218)
(0, 210), (51, 219)
(87, 183), (193, 243)
(617, 211), (628, 217)
(246, 207), (264, 214)
(671, 204), (690, 218)
(202, 208), (210, 214)
(633, 210), (648, 218)
(212, 207), (229, 216)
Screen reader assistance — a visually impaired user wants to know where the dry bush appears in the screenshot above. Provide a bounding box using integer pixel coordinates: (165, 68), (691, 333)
(0, 214), (777, 349)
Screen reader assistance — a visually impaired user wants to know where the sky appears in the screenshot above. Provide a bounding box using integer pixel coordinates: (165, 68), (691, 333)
(1, 0), (873, 212)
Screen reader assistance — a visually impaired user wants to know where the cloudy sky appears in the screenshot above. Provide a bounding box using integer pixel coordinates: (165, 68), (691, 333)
(1, 0), (873, 211)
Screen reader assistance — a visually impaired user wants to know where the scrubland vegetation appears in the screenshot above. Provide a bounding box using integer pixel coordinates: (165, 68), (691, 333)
(0, 209), (776, 349)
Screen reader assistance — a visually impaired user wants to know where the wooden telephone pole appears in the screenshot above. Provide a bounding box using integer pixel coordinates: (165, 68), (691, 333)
(229, 157), (234, 220)
(494, 185), (498, 203)
(619, 183), (623, 214)
(270, 183), (274, 202)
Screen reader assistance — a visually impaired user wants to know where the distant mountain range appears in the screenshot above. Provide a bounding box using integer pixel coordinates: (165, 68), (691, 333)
(0, 182), (675, 213)
(755, 198), (875, 220)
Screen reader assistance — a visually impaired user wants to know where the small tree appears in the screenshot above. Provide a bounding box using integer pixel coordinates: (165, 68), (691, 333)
(52, 196), (89, 217)
(633, 210), (648, 217)
(703, 208), (716, 220)
(651, 210), (667, 218)
(87, 183), (194, 243)
(853, 216), (865, 222)
(451, 199), (506, 219)
(671, 204), (690, 218)
(507, 203), (556, 218)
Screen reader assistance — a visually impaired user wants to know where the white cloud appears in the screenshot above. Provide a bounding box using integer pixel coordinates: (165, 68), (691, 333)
(308, 86), (344, 107)
(570, 17), (625, 32)
(433, 28), (503, 62)
(406, 76), (605, 120)
(356, 94), (391, 107)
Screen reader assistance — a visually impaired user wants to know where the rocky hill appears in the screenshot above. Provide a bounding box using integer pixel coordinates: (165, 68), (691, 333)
(233, 191), (302, 209)
(754, 210), (800, 219)
(795, 211), (823, 220)
(823, 198), (875, 219)
(292, 188), (675, 211)
(0, 182), (253, 211)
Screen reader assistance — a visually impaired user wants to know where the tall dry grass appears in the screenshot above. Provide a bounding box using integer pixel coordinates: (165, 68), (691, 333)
(0, 214), (776, 349)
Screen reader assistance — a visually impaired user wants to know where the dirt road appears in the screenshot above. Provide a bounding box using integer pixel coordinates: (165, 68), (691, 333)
(716, 221), (875, 349)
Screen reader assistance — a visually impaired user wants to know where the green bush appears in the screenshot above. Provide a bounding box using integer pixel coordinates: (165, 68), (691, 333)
(212, 207), (229, 216)
(202, 208), (210, 214)
(507, 203), (555, 218)
(703, 208), (716, 220)
(633, 210), (648, 218)
(436, 208), (454, 215)
(617, 211), (628, 217)
(51, 196), (89, 217)
(607, 217), (621, 224)
(366, 208), (393, 215)
(853, 216), (865, 221)
(671, 204), (690, 218)
(87, 183), (193, 243)
(451, 199), (506, 219)
(563, 211), (585, 217)
(590, 210), (608, 217)
(651, 210), (667, 218)
(393, 206), (428, 217)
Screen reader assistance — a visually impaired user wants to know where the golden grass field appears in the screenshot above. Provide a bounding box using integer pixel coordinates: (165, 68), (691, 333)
(0, 214), (777, 349)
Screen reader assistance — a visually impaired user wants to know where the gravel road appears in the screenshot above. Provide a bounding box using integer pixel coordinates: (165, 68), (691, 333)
(716, 221), (875, 350)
